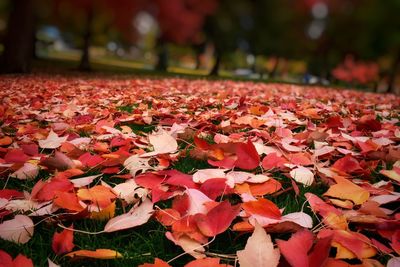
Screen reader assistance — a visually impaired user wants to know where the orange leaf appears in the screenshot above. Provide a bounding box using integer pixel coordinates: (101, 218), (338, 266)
(0, 136), (12, 146)
(52, 225), (74, 255)
(77, 185), (116, 209)
(54, 191), (84, 212)
(242, 198), (281, 219)
(90, 201), (116, 220)
(65, 249), (122, 259)
(324, 176), (370, 205)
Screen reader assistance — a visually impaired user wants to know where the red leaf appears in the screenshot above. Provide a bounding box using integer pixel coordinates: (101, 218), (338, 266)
(78, 152), (104, 168)
(35, 178), (74, 201)
(0, 189), (24, 200)
(12, 254), (33, 267)
(308, 235), (333, 267)
(208, 157), (236, 169)
(235, 141), (260, 170)
(139, 258), (172, 267)
(199, 178), (233, 200)
(242, 198), (281, 219)
(184, 257), (232, 267)
(135, 173), (164, 190)
(52, 225), (75, 255)
(194, 201), (240, 237)
(160, 170), (198, 189)
(261, 153), (287, 170)
(0, 250), (13, 267)
(332, 154), (362, 174)
(4, 149), (29, 163)
(276, 229), (314, 267)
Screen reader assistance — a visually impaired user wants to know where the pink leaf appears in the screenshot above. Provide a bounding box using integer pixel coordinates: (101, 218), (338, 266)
(237, 223), (280, 267)
(0, 215), (34, 244)
(104, 198), (154, 232)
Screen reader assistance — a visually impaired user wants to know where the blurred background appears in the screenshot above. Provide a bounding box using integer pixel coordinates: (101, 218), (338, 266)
(0, 0), (399, 93)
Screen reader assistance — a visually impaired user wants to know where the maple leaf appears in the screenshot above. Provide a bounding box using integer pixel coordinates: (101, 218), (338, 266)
(38, 130), (68, 149)
(237, 222), (280, 267)
(0, 215), (34, 244)
(52, 225), (75, 255)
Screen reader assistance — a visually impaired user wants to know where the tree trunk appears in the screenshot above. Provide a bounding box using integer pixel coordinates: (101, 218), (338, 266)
(269, 57), (280, 78)
(1, 0), (35, 73)
(387, 50), (400, 94)
(78, 7), (93, 71)
(155, 39), (168, 72)
(209, 49), (221, 76)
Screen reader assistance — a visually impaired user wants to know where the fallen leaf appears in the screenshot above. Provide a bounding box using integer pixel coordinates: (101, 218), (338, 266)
(141, 129), (178, 157)
(237, 222), (280, 267)
(242, 198), (281, 219)
(0, 215), (34, 244)
(65, 249), (123, 259)
(38, 130), (68, 149)
(52, 225), (74, 255)
(12, 254), (34, 267)
(77, 185), (116, 209)
(10, 162), (39, 180)
(104, 198), (153, 232)
(276, 229), (313, 267)
(165, 232), (205, 259)
(184, 257), (232, 267)
(235, 141), (260, 170)
(324, 176), (370, 205)
(194, 201), (240, 237)
(290, 166), (314, 186)
(139, 258), (172, 267)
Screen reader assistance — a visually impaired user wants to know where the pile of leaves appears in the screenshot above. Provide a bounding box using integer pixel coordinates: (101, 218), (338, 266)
(0, 75), (399, 267)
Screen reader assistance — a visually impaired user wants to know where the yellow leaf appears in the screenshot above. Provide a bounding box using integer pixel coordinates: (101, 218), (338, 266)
(65, 249), (122, 259)
(91, 201), (116, 221)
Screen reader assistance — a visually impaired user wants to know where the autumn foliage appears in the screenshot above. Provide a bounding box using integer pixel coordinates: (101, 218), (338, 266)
(0, 75), (399, 266)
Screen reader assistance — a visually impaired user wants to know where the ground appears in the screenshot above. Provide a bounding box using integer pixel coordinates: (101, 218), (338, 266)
(0, 75), (399, 267)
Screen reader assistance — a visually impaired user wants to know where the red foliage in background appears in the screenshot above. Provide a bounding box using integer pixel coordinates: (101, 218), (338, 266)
(154, 0), (218, 44)
(332, 55), (380, 85)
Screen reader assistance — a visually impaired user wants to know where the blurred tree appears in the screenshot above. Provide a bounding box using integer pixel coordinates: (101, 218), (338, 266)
(251, 0), (308, 78)
(51, 0), (145, 70)
(204, 0), (251, 75)
(153, 0), (218, 71)
(1, 0), (35, 73)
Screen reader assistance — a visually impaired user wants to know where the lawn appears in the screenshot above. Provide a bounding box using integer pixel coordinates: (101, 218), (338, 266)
(0, 75), (399, 267)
